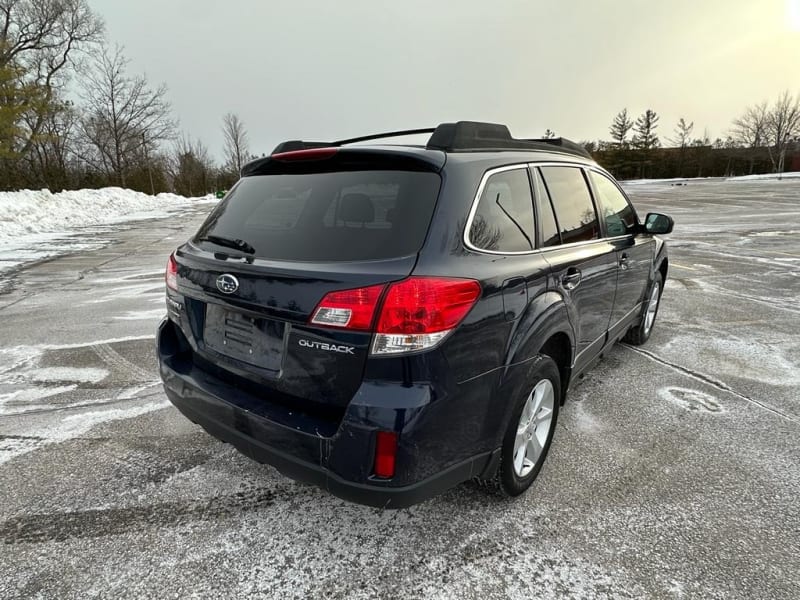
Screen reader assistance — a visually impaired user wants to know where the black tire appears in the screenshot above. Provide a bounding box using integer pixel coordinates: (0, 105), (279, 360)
(624, 271), (663, 346)
(478, 356), (561, 497)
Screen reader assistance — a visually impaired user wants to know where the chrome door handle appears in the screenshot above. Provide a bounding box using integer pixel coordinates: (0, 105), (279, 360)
(562, 269), (582, 290)
(619, 253), (629, 270)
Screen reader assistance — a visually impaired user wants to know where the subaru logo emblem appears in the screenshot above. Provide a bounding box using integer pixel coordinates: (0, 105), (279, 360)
(216, 274), (239, 294)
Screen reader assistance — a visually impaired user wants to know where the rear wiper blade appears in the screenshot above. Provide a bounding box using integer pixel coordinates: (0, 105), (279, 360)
(196, 234), (255, 254)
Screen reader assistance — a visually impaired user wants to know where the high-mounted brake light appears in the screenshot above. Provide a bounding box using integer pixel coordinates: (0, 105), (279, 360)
(270, 147), (338, 161)
(374, 431), (398, 478)
(308, 277), (481, 355)
(310, 284), (385, 330)
(166, 253), (178, 292)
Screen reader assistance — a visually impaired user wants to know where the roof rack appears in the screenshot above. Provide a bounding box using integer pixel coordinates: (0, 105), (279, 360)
(271, 128), (436, 155)
(270, 121), (591, 159)
(427, 121), (592, 158)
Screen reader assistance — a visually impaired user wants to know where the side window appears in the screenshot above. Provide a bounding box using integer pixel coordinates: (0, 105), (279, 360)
(469, 168), (535, 252)
(589, 171), (637, 237)
(534, 172), (561, 247)
(539, 166), (599, 244)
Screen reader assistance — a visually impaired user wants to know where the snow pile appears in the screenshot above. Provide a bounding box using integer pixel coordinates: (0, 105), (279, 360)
(0, 187), (210, 242)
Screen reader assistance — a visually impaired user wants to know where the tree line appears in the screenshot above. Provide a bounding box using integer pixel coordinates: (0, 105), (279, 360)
(572, 92), (800, 180)
(2, 1), (799, 195)
(0, 0), (250, 195)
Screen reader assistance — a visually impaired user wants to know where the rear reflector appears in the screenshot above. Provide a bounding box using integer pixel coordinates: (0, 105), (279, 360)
(374, 431), (398, 478)
(166, 253), (178, 292)
(271, 147), (338, 161)
(310, 284), (385, 330)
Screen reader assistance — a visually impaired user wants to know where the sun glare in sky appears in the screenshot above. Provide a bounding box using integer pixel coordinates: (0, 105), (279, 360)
(788, 0), (800, 31)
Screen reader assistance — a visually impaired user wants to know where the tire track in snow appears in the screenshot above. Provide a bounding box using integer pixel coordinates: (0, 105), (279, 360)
(91, 343), (155, 382)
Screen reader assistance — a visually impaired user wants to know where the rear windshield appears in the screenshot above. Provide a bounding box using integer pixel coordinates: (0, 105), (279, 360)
(194, 170), (441, 262)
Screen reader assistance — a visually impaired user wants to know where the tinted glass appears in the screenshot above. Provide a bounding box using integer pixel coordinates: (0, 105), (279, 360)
(195, 171), (441, 261)
(535, 175), (561, 247)
(540, 167), (599, 244)
(589, 171), (636, 236)
(469, 168), (535, 252)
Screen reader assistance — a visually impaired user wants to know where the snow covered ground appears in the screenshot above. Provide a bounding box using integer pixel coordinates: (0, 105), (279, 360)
(621, 171), (800, 187)
(0, 187), (216, 279)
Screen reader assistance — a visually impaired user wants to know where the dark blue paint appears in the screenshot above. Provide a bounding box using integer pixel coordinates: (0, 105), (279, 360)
(157, 145), (671, 508)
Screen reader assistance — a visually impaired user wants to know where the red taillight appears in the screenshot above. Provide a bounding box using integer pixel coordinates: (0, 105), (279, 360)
(307, 277), (481, 354)
(310, 284), (385, 330)
(166, 253), (178, 292)
(374, 431), (398, 478)
(375, 277), (481, 334)
(271, 147), (338, 161)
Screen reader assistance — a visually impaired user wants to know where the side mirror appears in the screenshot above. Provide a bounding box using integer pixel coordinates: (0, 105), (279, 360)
(644, 212), (674, 235)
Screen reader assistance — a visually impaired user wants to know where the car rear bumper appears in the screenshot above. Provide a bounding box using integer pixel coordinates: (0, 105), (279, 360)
(157, 319), (497, 508)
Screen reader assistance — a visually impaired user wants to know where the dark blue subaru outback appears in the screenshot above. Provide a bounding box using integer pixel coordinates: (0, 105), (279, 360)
(157, 122), (673, 508)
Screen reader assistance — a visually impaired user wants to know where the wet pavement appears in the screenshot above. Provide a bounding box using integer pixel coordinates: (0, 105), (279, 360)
(1, 180), (798, 599)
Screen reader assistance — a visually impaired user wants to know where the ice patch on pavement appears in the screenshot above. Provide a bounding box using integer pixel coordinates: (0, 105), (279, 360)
(114, 308), (166, 321)
(658, 387), (724, 413)
(749, 230), (800, 237)
(661, 335), (800, 386)
(0, 336), (157, 416)
(27, 367), (108, 384)
(0, 399), (169, 465)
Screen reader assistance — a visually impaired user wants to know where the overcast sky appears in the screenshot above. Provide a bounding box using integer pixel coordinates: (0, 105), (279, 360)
(88, 0), (800, 159)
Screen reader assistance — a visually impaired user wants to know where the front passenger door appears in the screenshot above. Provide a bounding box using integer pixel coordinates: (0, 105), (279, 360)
(536, 166), (619, 373)
(587, 170), (655, 338)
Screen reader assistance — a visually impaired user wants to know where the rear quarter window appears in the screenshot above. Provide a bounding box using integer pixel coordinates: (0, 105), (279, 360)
(468, 167), (535, 253)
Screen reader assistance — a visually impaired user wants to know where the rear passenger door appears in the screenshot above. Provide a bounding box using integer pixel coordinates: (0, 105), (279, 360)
(588, 170), (655, 338)
(534, 165), (619, 372)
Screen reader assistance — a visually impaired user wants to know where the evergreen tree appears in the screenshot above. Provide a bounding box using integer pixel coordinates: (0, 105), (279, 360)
(609, 109), (633, 147)
(632, 109), (660, 149)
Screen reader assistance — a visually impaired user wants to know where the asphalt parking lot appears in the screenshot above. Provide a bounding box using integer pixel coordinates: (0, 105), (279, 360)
(1, 179), (798, 599)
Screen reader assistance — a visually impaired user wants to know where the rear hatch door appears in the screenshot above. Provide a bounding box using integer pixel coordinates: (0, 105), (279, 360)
(173, 148), (443, 413)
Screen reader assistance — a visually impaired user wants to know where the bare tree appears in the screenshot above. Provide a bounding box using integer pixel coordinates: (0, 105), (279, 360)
(78, 44), (176, 187)
(222, 112), (249, 174)
(541, 128), (555, 139)
(731, 102), (768, 174)
(669, 118), (694, 148)
(169, 135), (215, 197)
(0, 0), (103, 156)
(732, 102), (768, 148)
(669, 118), (694, 177)
(23, 97), (79, 189)
(765, 91), (800, 173)
(609, 108), (633, 147)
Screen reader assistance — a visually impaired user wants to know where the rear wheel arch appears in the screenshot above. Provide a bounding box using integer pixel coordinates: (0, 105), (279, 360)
(537, 331), (573, 404)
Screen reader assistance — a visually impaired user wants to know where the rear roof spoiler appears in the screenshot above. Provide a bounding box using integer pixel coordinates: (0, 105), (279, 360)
(268, 121), (591, 160)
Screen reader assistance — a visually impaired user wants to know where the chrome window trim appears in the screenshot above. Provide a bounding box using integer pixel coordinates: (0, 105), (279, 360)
(462, 163), (538, 256)
(462, 160), (634, 257)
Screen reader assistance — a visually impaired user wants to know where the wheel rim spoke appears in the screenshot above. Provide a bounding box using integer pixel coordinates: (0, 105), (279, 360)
(535, 406), (552, 425)
(513, 443), (526, 474)
(511, 378), (556, 478)
(644, 282), (660, 333)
